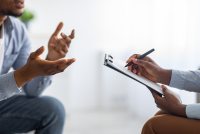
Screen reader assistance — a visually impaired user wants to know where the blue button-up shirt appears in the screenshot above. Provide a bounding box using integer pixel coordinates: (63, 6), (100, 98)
(0, 16), (52, 100)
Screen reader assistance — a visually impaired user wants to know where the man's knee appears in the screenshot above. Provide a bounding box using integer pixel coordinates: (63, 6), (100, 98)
(38, 96), (66, 123)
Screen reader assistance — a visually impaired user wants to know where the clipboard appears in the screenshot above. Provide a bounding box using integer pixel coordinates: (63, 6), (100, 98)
(104, 54), (163, 96)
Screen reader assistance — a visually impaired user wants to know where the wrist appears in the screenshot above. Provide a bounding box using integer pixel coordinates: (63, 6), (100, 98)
(46, 53), (56, 61)
(46, 54), (52, 61)
(159, 69), (172, 85)
(175, 104), (187, 117)
(14, 65), (34, 87)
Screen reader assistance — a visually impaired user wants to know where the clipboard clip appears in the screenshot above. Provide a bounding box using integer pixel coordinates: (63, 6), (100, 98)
(104, 54), (113, 65)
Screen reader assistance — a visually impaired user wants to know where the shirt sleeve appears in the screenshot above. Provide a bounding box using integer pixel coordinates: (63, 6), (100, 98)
(169, 70), (200, 92)
(0, 71), (21, 101)
(186, 104), (200, 119)
(169, 70), (200, 119)
(12, 21), (52, 97)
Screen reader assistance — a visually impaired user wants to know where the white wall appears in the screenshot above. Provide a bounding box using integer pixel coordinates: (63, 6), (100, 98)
(26, 0), (200, 117)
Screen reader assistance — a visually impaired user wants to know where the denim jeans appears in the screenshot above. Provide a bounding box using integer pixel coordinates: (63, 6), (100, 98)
(0, 95), (65, 134)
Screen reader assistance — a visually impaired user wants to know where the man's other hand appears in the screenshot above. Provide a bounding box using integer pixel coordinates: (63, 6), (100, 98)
(47, 22), (75, 61)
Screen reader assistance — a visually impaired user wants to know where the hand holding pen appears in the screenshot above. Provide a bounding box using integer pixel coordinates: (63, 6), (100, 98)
(125, 49), (155, 67)
(126, 48), (172, 85)
(125, 49), (155, 74)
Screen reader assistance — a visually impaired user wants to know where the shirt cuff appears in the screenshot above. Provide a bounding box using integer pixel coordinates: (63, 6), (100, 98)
(186, 104), (200, 119)
(0, 71), (21, 100)
(23, 75), (53, 97)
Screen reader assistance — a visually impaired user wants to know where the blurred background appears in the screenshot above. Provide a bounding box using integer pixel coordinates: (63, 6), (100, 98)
(24, 0), (200, 133)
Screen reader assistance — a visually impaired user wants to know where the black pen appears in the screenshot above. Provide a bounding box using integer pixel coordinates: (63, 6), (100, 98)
(125, 48), (155, 67)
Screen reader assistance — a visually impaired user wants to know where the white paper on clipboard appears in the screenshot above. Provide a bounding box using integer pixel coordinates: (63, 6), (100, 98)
(104, 54), (163, 96)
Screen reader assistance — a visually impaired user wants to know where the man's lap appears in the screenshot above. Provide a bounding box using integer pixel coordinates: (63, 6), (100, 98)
(0, 95), (65, 134)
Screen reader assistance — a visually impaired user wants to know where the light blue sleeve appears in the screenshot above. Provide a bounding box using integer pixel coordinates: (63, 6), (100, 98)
(0, 71), (21, 101)
(169, 70), (200, 119)
(12, 20), (52, 97)
(169, 70), (200, 92)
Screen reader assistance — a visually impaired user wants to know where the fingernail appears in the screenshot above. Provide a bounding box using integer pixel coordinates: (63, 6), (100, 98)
(38, 46), (44, 52)
(61, 32), (65, 36)
(132, 59), (137, 63)
(72, 58), (76, 62)
(133, 70), (137, 74)
(60, 22), (64, 25)
(39, 46), (42, 48)
(162, 86), (166, 91)
(70, 58), (76, 63)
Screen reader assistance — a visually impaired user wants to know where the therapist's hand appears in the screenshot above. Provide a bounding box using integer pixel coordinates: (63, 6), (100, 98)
(47, 22), (75, 61)
(151, 85), (186, 117)
(127, 54), (171, 85)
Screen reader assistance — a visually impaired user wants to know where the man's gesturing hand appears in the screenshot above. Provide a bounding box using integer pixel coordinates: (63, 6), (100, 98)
(14, 46), (75, 88)
(47, 22), (75, 61)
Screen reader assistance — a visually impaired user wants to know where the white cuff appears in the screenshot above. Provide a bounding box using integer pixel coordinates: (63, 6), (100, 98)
(186, 104), (200, 119)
